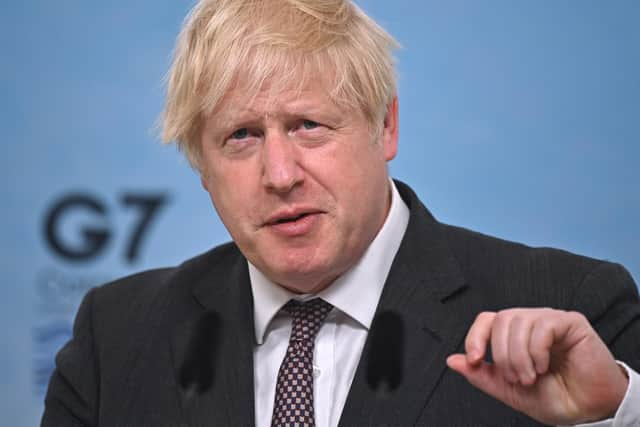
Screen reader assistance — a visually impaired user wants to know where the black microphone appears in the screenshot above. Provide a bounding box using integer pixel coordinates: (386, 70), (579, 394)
(178, 311), (221, 397)
(366, 310), (404, 397)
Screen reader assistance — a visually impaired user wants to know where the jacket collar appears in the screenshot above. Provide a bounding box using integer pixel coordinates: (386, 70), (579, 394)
(169, 180), (479, 427)
(169, 245), (256, 427)
(338, 180), (480, 426)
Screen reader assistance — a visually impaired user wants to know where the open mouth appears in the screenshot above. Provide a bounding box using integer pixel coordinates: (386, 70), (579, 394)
(264, 210), (320, 236)
(273, 213), (310, 224)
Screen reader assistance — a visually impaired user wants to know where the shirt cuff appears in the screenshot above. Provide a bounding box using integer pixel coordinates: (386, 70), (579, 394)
(563, 361), (640, 427)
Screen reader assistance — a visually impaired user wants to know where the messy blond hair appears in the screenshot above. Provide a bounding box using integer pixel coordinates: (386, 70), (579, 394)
(161, 0), (399, 169)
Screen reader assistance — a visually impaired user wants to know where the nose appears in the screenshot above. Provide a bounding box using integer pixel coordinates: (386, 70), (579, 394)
(261, 130), (303, 193)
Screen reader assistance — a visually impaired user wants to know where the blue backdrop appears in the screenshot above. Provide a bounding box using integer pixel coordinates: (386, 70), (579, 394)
(2, 1), (638, 424)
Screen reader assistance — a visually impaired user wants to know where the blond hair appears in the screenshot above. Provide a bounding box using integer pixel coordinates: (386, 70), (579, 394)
(161, 0), (399, 169)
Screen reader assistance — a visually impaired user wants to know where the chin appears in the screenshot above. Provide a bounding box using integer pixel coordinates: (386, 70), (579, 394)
(268, 264), (335, 293)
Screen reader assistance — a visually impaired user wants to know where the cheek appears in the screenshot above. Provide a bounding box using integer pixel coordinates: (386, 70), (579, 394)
(205, 176), (253, 230)
(205, 161), (256, 210)
(340, 148), (389, 195)
(310, 143), (387, 210)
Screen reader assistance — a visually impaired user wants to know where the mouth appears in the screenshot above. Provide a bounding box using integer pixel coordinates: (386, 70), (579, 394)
(270, 212), (313, 225)
(263, 209), (323, 236)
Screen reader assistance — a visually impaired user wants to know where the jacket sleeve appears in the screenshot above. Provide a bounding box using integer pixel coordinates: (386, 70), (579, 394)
(41, 288), (99, 427)
(572, 261), (640, 372)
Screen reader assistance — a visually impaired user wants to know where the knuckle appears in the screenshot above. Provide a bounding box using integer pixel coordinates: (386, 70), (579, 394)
(540, 307), (555, 316)
(475, 311), (495, 323)
(567, 310), (588, 324)
(536, 314), (555, 332)
(493, 310), (510, 325)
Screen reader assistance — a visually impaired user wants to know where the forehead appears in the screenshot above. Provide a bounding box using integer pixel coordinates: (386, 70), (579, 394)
(208, 72), (347, 124)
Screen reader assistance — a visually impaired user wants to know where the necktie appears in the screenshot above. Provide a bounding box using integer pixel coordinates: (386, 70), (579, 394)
(271, 298), (333, 427)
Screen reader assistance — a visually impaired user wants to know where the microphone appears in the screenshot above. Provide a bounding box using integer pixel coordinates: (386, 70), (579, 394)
(178, 311), (221, 396)
(366, 310), (404, 397)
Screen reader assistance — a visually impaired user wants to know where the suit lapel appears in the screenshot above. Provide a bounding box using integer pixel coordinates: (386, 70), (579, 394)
(165, 182), (484, 426)
(169, 247), (256, 427)
(339, 182), (483, 426)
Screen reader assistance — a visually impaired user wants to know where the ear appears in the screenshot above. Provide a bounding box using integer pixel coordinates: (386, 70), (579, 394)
(200, 175), (209, 192)
(381, 96), (399, 161)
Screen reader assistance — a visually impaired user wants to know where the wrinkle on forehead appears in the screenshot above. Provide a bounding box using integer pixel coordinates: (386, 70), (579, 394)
(207, 69), (342, 127)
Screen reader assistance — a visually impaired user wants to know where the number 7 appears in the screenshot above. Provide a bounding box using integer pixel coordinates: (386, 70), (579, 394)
(121, 193), (169, 263)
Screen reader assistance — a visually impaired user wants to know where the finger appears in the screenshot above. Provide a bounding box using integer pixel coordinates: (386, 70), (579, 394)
(528, 310), (590, 375)
(465, 312), (496, 365)
(447, 355), (516, 407)
(491, 311), (519, 384)
(446, 354), (467, 372)
(529, 314), (555, 375)
(507, 313), (537, 386)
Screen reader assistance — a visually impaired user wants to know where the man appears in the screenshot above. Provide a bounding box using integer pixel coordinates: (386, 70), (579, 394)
(43, 0), (640, 426)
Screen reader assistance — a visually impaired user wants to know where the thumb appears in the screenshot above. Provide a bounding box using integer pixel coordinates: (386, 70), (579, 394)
(446, 354), (510, 403)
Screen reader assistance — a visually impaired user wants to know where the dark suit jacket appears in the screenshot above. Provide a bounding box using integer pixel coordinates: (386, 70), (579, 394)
(42, 181), (640, 427)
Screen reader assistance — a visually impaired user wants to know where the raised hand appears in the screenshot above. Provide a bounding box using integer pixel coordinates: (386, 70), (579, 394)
(446, 308), (629, 425)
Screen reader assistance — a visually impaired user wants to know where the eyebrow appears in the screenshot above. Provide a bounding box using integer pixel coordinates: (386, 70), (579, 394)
(213, 99), (340, 130)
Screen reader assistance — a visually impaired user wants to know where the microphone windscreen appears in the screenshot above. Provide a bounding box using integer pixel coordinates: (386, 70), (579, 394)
(366, 310), (404, 396)
(179, 311), (221, 395)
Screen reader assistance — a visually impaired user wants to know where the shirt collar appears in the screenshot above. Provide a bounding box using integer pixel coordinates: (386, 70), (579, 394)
(249, 179), (410, 344)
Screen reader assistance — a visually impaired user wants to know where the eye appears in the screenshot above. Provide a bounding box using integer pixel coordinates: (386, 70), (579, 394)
(230, 128), (249, 139)
(222, 127), (260, 154)
(301, 120), (320, 130)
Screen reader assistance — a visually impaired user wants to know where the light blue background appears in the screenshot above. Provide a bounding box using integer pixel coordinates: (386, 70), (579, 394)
(2, 1), (638, 424)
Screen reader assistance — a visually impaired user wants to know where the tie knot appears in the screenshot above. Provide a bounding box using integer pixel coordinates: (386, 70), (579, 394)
(284, 298), (333, 343)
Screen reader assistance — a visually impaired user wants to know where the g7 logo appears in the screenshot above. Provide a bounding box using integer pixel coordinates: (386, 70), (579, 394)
(44, 192), (169, 263)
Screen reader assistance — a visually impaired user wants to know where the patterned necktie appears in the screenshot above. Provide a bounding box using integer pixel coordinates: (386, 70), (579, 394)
(271, 298), (333, 427)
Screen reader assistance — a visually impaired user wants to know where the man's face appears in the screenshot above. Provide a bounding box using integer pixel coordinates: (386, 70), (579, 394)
(199, 78), (398, 293)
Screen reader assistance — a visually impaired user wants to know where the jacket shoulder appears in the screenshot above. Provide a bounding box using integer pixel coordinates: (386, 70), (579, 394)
(85, 241), (243, 332)
(92, 241), (240, 300)
(440, 223), (611, 308)
(443, 223), (601, 270)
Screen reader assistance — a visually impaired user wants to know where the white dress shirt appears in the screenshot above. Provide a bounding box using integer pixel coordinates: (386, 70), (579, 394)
(249, 180), (639, 427)
(250, 180), (409, 427)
